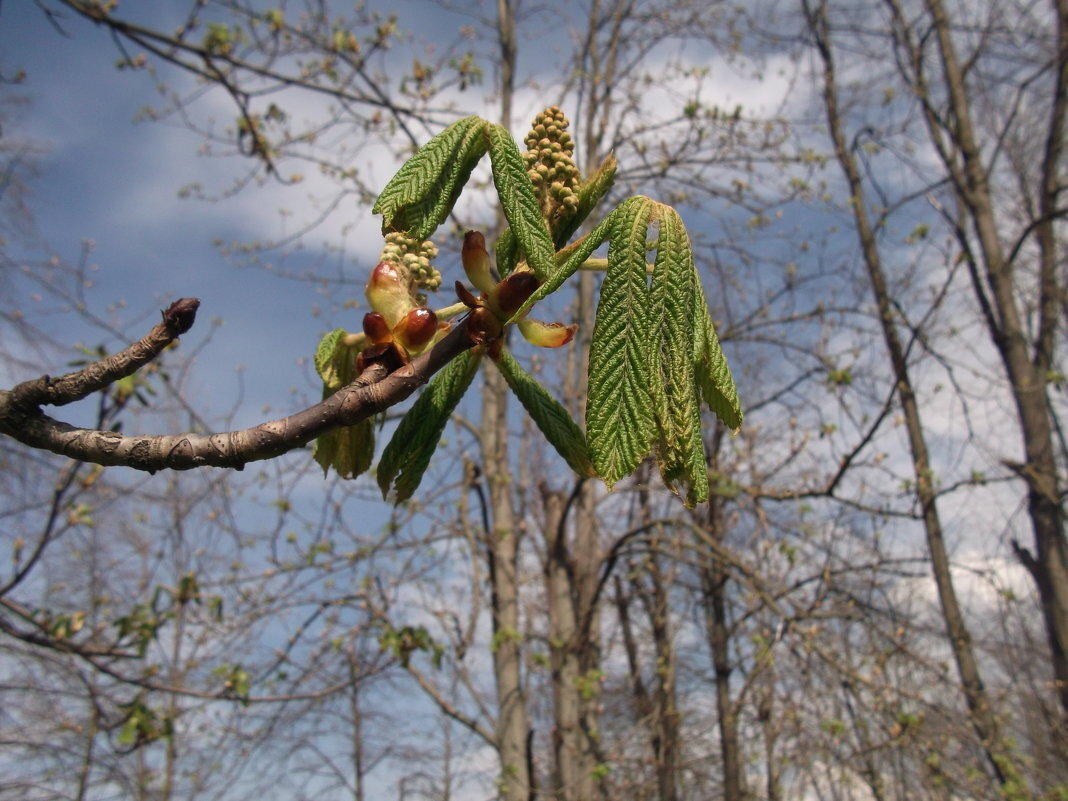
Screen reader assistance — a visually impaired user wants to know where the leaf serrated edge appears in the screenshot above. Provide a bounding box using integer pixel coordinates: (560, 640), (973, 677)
(586, 196), (657, 487)
(494, 349), (596, 478)
(314, 328), (348, 388)
(373, 117), (482, 218)
(648, 205), (707, 506)
(505, 207), (621, 325)
(552, 152), (618, 249)
(377, 350), (481, 502)
(486, 124), (555, 281)
(694, 283), (742, 432)
(374, 117), (488, 241)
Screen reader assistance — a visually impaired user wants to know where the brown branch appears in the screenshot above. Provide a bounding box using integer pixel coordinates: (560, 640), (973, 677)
(11, 298), (200, 408)
(0, 301), (476, 473)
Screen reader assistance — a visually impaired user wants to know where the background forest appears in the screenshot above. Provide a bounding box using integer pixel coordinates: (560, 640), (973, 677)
(1, 1), (1065, 800)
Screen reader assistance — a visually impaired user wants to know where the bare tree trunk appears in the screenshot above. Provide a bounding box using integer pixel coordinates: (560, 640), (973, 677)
(541, 485), (601, 801)
(919, 0), (1068, 720)
(613, 510), (680, 801)
(700, 439), (748, 801)
(756, 674), (780, 801)
(614, 576), (654, 780)
(641, 548), (680, 801)
(531, 0), (640, 791)
(702, 553), (746, 801)
(482, 364), (531, 801)
(75, 675), (98, 801)
(805, 0), (1024, 785)
(348, 650), (365, 801)
(481, 6), (531, 798)
(840, 682), (888, 801)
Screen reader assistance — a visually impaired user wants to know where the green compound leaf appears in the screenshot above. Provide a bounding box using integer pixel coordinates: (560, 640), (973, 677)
(313, 328), (376, 479)
(648, 205), (707, 506)
(486, 124), (556, 281)
(377, 349), (481, 502)
(314, 328), (348, 389)
(373, 116), (488, 242)
(494, 227), (521, 278)
(694, 282), (742, 432)
(586, 196), (657, 487)
(315, 418), (375, 480)
(494, 348), (596, 478)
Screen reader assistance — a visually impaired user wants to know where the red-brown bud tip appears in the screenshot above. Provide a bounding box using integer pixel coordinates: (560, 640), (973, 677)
(465, 305), (504, 345)
(463, 230), (486, 252)
(492, 272), (540, 317)
(366, 261), (414, 327)
(455, 280), (481, 309)
(392, 307), (438, 355)
(461, 230), (496, 295)
(362, 311), (393, 344)
(162, 297), (200, 335)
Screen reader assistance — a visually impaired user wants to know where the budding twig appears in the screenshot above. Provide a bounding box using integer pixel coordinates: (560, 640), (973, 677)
(0, 302), (475, 473)
(11, 298), (201, 408)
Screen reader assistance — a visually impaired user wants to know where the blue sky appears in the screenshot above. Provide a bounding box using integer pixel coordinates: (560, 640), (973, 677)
(1, 4), (352, 424)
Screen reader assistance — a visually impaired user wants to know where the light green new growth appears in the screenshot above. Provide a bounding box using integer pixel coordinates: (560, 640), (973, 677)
(319, 107), (742, 506)
(586, 196), (657, 487)
(313, 328), (374, 479)
(379, 232), (441, 303)
(494, 349), (596, 479)
(376, 350), (481, 502)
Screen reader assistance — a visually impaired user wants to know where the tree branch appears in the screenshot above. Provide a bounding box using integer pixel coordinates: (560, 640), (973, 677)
(0, 299), (475, 473)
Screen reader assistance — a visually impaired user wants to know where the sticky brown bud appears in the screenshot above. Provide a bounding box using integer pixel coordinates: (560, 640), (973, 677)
(362, 311), (392, 344)
(365, 261), (414, 328)
(465, 305), (503, 345)
(392, 307), (438, 354)
(162, 298), (200, 335)
(461, 231), (496, 295)
(491, 271), (540, 317)
(455, 280), (481, 309)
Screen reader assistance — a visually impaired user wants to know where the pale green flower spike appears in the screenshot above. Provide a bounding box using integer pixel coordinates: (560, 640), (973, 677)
(379, 232), (442, 305)
(523, 106), (580, 223)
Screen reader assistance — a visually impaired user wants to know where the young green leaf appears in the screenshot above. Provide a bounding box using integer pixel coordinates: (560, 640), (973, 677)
(314, 328), (348, 389)
(494, 227), (520, 278)
(586, 196), (657, 487)
(313, 329), (377, 479)
(314, 417), (375, 479)
(694, 283), (742, 432)
(505, 206), (621, 325)
(373, 116), (488, 241)
(493, 348), (596, 478)
(496, 148), (616, 280)
(377, 350), (481, 502)
(648, 205), (707, 506)
(486, 124), (556, 281)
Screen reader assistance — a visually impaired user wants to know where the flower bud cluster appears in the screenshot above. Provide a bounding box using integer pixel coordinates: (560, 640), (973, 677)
(378, 232), (442, 303)
(523, 106), (580, 220)
(362, 262), (442, 366)
(459, 230), (577, 355)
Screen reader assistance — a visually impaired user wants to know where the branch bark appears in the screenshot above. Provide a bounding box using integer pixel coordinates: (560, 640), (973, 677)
(0, 299), (475, 473)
